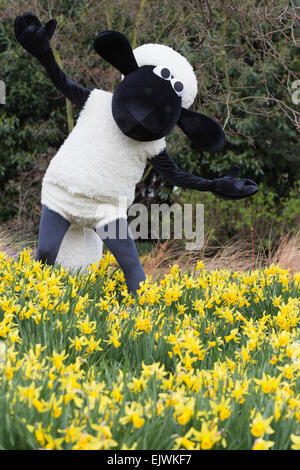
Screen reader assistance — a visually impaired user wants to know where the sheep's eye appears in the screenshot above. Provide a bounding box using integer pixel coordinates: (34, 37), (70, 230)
(170, 78), (184, 97)
(153, 65), (171, 80)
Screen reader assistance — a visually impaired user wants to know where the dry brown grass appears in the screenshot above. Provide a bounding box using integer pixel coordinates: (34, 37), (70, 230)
(0, 223), (299, 278)
(141, 230), (300, 280)
(202, 232), (300, 275)
(266, 231), (300, 275)
(0, 222), (35, 259)
(140, 239), (196, 280)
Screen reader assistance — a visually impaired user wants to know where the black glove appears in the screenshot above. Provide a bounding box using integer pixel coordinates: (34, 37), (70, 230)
(14, 12), (57, 58)
(211, 165), (258, 200)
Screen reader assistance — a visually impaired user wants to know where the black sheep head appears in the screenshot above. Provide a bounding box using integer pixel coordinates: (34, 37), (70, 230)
(94, 30), (225, 151)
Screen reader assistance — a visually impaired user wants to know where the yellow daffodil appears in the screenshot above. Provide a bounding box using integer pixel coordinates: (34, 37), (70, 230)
(252, 439), (274, 450)
(290, 434), (300, 450)
(250, 412), (274, 438)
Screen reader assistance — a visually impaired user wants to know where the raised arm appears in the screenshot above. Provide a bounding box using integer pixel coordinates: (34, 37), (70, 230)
(150, 149), (258, 200)
(14, 12), (91, 107)
(37, 48), (91, 107)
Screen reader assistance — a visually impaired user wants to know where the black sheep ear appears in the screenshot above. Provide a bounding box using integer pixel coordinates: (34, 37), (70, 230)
(177, 107), (225, 152)
(94, 30), (139, 76)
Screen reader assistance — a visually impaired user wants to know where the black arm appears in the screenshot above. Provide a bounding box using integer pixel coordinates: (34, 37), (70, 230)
(149, 149), (214, 191)
(37, 48), (91, 107)
(149, 149), (258, 200)
(14, 12), (91, 107)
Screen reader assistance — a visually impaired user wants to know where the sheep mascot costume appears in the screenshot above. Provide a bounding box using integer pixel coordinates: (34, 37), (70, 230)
(14, 13), (258, 295)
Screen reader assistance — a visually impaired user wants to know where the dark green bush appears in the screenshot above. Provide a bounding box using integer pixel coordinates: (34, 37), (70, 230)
(0, 0), (299, 236)
(177, 181), (300, 248)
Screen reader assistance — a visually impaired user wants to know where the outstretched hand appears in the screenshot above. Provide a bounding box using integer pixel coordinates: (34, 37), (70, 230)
(212, 165), (258, 200)
(14, 12), (57, 57)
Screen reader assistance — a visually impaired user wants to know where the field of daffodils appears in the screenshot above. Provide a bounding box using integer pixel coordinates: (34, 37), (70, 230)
(0, 248), (299, 450)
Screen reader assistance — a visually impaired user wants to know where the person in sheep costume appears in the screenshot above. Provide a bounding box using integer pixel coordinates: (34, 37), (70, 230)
(14, 13), (258, 295)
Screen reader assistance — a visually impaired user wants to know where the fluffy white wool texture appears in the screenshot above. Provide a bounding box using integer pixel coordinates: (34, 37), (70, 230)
(56, 225), (103, 274)
(42, 89), (166, 227)
(133, 43), (198, 109)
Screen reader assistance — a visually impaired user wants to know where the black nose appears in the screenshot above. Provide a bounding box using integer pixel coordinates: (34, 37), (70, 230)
(126, 101), (152, 123)
(125, 122), (163, 141)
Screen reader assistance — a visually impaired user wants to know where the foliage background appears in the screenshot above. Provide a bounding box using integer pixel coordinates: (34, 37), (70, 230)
(0, 0), (299, 249)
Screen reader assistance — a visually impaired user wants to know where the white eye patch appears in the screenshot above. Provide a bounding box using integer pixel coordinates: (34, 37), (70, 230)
(170, 78), (184, 97)
(153, 65), (172, 80)
(153, 65), (184, 97)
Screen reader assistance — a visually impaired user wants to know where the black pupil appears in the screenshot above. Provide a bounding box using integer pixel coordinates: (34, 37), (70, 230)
(161, 68), (170, 79)
(174, 81), (183, 92)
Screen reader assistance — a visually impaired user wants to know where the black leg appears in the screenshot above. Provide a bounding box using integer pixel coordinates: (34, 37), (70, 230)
(96, 218), (146, 295)
(35, 205), (71, 265)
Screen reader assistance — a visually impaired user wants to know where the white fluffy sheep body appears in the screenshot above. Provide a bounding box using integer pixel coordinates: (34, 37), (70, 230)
(42, 89), (166, 227)
(51, 43), (197, 273)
